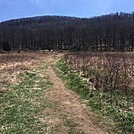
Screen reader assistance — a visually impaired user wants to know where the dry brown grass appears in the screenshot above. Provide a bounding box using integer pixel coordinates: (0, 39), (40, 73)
(0, 51), (51, 91)
(64, 52), (134, 91)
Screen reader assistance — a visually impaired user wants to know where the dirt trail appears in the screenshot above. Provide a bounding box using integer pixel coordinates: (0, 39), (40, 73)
(44, 54), (107, 134)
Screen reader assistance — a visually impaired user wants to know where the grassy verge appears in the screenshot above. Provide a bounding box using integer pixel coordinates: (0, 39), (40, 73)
(55, 58), (134, 134)
(0, 63), (53, 134)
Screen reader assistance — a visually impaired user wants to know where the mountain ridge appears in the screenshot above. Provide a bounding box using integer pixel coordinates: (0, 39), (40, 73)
(0, 12), (134, 51)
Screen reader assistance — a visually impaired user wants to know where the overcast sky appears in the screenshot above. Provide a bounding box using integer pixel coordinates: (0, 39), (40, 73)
(0, 0), (134, 22)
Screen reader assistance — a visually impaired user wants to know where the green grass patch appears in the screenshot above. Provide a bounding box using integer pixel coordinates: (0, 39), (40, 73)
(0, 63), (53, 133)
(55, 58), (134, 134)
(64, 118), (78, 128)
(38, 61), (49, 70)
(62, 116), (85, 134)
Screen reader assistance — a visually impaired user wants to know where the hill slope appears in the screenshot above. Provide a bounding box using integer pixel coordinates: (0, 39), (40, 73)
(0, 13), (134, 51)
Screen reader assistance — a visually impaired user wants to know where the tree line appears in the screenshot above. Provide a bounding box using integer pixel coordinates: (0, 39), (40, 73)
(0, 12), (134, 51)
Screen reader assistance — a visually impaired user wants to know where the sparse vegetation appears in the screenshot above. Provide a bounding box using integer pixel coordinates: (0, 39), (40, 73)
(0, 51), (133, 134)
(64, 52), (134, 91)
(0, 52), (53, 134)
(56, 56), (134, 134)
(0, 71), (52, 133)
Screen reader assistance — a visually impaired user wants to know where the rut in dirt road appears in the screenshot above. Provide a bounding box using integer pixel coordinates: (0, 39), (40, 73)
(44, 58), (107, 134)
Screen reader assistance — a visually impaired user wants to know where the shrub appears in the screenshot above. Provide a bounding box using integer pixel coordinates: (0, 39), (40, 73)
(2, 41), (11, 52)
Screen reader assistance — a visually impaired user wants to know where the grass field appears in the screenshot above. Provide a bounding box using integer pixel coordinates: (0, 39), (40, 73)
(0, 51), (133, 134)
(0, 52), (54, 133)
(56, 52), (134, 134)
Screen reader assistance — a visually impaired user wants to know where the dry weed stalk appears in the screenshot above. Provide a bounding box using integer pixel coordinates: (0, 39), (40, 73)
(64, 52), (134, 91)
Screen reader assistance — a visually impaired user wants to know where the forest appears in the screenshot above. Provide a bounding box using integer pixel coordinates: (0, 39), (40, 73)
(0, 12), (134, 51)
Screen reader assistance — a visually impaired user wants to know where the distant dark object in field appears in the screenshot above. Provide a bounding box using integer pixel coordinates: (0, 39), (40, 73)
(2, 41), (11, 52)
(48, 47), (51, 52)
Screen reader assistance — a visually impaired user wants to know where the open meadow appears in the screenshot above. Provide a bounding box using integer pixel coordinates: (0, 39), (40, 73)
(0, 51), (51, 92)
(0, 51), (134, 134)
(58, 51), (134, 134)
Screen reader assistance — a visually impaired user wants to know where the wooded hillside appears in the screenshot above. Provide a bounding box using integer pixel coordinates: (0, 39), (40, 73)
(0, 12), (134, 51)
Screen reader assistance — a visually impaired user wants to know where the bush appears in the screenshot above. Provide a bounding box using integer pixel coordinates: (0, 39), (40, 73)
(2, 41), (11, 52)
